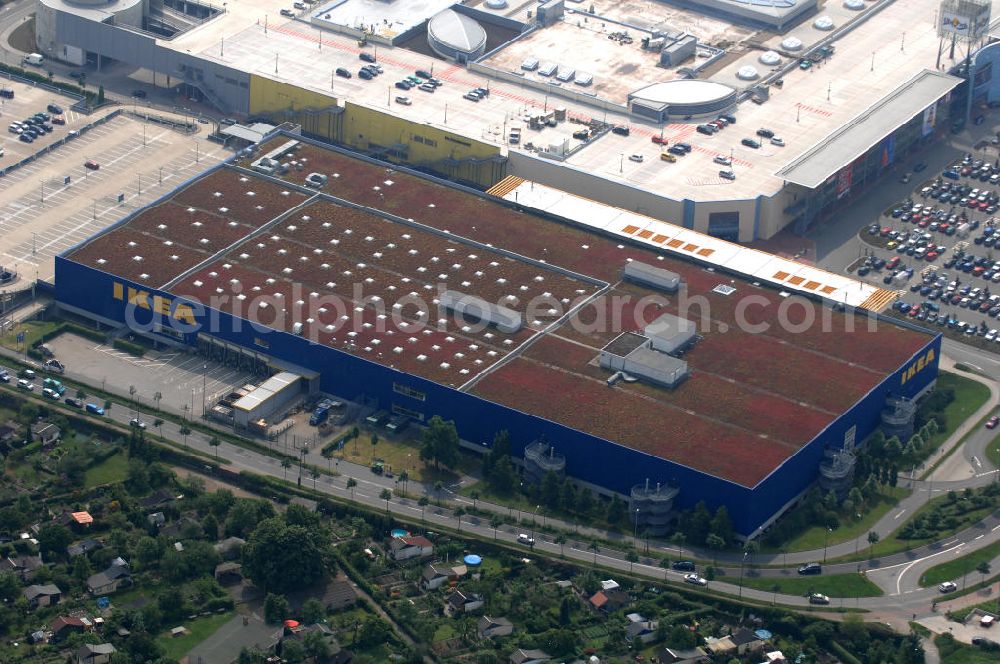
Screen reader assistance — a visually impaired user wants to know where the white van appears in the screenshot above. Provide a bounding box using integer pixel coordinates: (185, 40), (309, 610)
(23, 53), (44, 66)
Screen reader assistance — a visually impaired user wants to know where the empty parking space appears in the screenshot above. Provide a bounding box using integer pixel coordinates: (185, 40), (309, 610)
(47, 332), (255, 416)
(0, 112), (228, 282)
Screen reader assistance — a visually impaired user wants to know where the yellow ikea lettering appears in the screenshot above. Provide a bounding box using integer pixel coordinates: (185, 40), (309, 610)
(900, 348), (936, 386)
(112, 282), (196, 326)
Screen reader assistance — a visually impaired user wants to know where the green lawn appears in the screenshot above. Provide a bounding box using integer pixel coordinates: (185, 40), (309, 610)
(432, 622), (457, 642)
(986, 432), (1000, 470)
(764, 488), (908, 554)
(832, 490), (997, 563)
(920, 372), (991, 477)
(83, 451), (129, 487)
(935, 634), (1000, 664)
(0, 319), (61, 352)
(739, 572), (884, 598)
(156, 611), (233, 661)
(920, 539), (1000, 587)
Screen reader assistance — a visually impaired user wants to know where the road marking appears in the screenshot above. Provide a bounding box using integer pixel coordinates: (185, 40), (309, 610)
(894, 542), (964, 595)
(975, 534), (984, 540)
(894, 509), (907, 519)
(942, 539), (959, 547)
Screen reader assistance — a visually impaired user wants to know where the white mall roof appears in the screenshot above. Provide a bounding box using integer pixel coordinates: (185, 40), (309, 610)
(497, 179), (890, 310)
(778, 70), (962, 189)
(630, 80), (735, 105)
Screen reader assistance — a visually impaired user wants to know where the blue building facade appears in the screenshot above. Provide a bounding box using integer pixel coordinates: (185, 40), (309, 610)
(54, 254), (941, 536)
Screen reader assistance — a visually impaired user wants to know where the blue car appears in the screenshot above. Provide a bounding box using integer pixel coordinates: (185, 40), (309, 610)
(85, 403), (105, 416)
(943, 170), (960, 180)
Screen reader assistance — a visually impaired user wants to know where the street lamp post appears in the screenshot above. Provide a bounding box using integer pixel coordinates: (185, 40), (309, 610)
(738, 551), (748, 599)
(633, 508), (640, 544)
(531, 505), (540, 540)
(823, 527), (832, 562)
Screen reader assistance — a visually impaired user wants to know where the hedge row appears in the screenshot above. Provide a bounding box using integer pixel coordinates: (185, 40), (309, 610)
(0, 63), (92, 100)
(112, 338), (147, 357)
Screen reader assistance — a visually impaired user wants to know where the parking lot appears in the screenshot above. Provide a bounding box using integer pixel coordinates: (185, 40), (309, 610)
(0, 108), (229, 283)
(0, 80), (87, 162)
(856, 150), (1000, 339)
(46, 332), (255, 417)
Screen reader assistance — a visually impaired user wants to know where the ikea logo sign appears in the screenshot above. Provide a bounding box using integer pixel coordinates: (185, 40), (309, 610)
(900, 348), (935, 386)
(113, 282), (196, 326)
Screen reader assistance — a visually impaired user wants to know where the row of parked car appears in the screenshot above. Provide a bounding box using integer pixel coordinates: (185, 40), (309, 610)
(891, 202), (972, 236)
(8, 104), (65, 144)
(942, 153), (1000, 183)
(866, 225), (946, 264)
(919, 179), (999, 212)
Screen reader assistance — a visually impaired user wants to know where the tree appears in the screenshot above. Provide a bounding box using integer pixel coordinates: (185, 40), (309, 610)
(606, 495), (625, 526)
(559, 480), (577, 513)
(263, 592), (290, 624)
(36, 524), (72, 560)
(158, 587), (187, 623)
(179, 425), (192, 448)
(685, 501), (712, 545)
(558, 596), (572, 626)
(419, 415), (460, 470)
(347, 477), (358, 500)
(418, 495), (430, 522)
(848, 486), (865, 513)
(357, 617), (392, 648)
(227, 498), (276, 538)
(202, 513), (219, 541)
(490, 516), (502, 540)
(576, 487), (595, 517)
(301, 597), (326, 625)
(710, 505), (734, 545)
(665, 624), (698, 649)
(379, 488), (392, 513)
(659, 556), (671, 580)
(104, 399), (112, 412)
(867, 530), (880, 558)
(625, 549), (639, 573)
(97, 85), (105, 104)
(154, 418), (164, 438)
(771, 582), (780, 605)
(302, 629), (331, 661)
(72, 554), (93, 585)
(588, 539), (599, 564)
(370, 433), (379, 463)
(554, 533), (567, 557)
(977, 560), (992, 583)
(671, 532), (687, 562)
(209, 436), (221, 460)
(281, 639), (306, 664)
(125, 459), (150, 494)
(489, 455), (517, 495)
(243, 518), (330, 593)
(470, 490), (480, 510)
(454, 506), (466, 532)
(541, 471), (561, 508)
(705, 533), (726, 565)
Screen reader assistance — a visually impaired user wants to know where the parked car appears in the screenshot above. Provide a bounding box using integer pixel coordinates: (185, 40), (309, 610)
(360, 52), (376, 63)
(612, 126), (630, 136)
(46, 103), (63, 114)
(394, 95), (411, 106)
(85, 403), (105, 416)
(335, 68), (352, 78)
(741, 138), (760, 149)
(938, 581), (957, 593)
(129, 418), (147, 429)
(64, 397), (84, 408)
(671, 560), (696, 571)
(808, 593), (830, 605)
(797, 563), (822, 575)
(131, 89), (146, 98)
(986, 416), (999, 429)
(516, 533), (535, 546)
(629, 154), (644, 163)
(84, 160), (100, 170)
